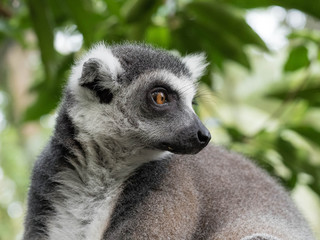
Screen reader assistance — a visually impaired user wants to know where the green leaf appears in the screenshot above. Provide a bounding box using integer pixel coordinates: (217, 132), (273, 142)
(291, 126), (320, 147)
(221, 0), (320, 20)
(279, 0), (320, 20)
(23, 54), (74, 122)
(224, 126), (247, 142)
(64, 0), (104, 46)
(219, 0), (273, 9)
(47, 0), (70, 25)
(189, 1), (267, 50)
(0, 20), (12, 36)
(23, 86), (61, 122)
(308, 169), (320, 196)
(26, 0), (57, 84)
(122, 0), (161, 23)
(284, 45), (310, 72)
(267, 84), (320, 107)
(171, 1), (267, 69)
(171, 18), (225, 70)
(104, 0), (123, 20)
(288, 30), (320, 44)
(145, 26), (170, 48)
(276, 136), (299, 189)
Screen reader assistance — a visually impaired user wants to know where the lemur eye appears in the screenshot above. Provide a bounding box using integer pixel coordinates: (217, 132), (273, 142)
(151, 91), (167, 105)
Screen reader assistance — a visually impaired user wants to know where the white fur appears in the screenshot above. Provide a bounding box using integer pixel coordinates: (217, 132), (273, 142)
(68, 42), (123, 99)
(182, 53), (208, 81)
(47, 143), (170, 240)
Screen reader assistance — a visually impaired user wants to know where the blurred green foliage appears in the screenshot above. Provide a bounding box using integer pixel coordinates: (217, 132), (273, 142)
(1, 0), (320, 239)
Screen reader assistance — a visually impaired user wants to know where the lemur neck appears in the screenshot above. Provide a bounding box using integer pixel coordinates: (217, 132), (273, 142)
(77, 131), (168, 179)
(50, 127), (161, 240)
(54, 110), (168, 181)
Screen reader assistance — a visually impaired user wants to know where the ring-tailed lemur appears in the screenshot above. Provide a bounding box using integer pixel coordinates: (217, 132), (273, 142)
(24, 43), (315, 240)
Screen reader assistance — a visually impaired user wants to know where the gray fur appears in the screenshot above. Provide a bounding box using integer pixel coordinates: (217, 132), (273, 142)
(111, 43), (191, 83)
(103, 145), (315, 240)
(24, 43), (315, 240)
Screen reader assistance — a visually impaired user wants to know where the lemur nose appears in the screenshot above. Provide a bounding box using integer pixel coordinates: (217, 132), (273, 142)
(197, 127), (211, 146)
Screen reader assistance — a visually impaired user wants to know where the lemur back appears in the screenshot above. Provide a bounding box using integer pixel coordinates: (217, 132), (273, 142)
(24, 43), (315, 240)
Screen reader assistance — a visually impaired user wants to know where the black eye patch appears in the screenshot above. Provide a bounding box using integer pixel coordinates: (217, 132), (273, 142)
(81, 80), (113, 104)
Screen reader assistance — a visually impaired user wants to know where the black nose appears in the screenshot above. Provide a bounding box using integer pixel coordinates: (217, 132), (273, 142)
(197, 128), (211, 146)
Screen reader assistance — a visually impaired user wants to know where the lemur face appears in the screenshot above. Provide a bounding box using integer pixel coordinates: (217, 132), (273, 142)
(125, 70), (211, 154)
(68, 43), (210, 155)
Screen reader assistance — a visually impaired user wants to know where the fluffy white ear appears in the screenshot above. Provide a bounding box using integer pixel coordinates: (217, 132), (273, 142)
(68, 42), (123, 93)
(182, 53), (209, 81)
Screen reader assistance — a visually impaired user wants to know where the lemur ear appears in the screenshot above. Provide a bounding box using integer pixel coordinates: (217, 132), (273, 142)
(79, 58), (114, 104)
(182, 53), (209, 81)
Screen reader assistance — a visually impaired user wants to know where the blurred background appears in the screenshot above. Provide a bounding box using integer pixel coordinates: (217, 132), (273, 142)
(0, 0), (320, 239)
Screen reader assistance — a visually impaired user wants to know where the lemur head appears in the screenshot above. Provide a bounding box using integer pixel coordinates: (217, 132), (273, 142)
(66, 43), (210, 155)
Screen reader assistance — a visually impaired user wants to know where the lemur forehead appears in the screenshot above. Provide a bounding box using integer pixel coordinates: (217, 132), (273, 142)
(110, 44), (191, 82)
(68, 43), (207, 91)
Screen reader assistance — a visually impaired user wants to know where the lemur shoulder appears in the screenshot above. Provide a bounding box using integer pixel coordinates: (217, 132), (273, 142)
(24, 43), (315, 240)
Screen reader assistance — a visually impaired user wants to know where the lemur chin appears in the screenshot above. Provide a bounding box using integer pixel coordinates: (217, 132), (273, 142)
(24, 43), (315, 240)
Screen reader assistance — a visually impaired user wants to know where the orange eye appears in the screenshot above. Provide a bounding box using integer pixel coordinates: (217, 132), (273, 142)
(152, 91), (167, 105)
